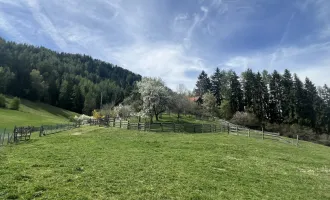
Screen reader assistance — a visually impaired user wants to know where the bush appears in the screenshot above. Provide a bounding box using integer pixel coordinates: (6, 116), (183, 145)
(230, 112), (259, 127)
(9, 97), (20, 110)
(0, 94), (6, 108)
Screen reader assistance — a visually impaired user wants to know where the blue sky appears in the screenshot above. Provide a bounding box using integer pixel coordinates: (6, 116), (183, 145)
(0, 0), (330, 90)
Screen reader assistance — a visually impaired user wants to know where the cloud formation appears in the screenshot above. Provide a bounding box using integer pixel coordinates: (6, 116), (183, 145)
(0, 0), (330, 89)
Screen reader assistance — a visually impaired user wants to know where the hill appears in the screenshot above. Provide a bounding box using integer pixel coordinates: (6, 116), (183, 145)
(0, 127), (329, 199)
(0, 37), (141, 114)
(0, 96), (77, 130)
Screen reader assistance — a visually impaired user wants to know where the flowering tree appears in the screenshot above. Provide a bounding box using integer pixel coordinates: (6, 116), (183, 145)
(136, 77), (171, 122)
(202, 92), (217, 116)
(114, 104), (133, 120)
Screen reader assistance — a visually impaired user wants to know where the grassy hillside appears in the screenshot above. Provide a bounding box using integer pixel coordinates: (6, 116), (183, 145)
(0, 96), (77, 129)
(0, 127), (329, 199)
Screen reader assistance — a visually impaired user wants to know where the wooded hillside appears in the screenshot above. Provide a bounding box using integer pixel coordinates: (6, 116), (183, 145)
(0, 37), (141, 114)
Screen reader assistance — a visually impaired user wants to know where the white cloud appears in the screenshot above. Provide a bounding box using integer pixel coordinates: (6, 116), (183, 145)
(222, 42), (330, 86)
(108, 42), (207, 90)
(1, 0), (330, 91)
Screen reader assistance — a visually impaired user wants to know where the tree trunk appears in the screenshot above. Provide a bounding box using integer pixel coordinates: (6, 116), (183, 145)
(155, 114), (159, 121)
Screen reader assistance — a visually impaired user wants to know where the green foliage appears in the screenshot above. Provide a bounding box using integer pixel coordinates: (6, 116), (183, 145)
(202, 92), (217, 116)
(219, 100), (233, 120)
(0, 127), (330, 199)
(231, 111), (259, 127)
(195, 70), (211, 96)
(195, 67), (330, 144)
(9, 97), (20, 110)
(0, 38), (141, 113)
(229, 71), (244, 114)
(0, 66), (14, 93)
(0, 93), (6, 108)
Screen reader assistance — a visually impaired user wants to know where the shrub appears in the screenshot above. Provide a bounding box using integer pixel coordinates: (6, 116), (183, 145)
(0, 94), (6, 108)
(9, 97), (20, 110)
(230, 111), (259, 127)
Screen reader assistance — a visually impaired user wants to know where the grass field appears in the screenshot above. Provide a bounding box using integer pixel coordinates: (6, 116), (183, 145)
(129, 113), (217, 125)
(0, 127), (329, 199)
(0, 96), (77, 129)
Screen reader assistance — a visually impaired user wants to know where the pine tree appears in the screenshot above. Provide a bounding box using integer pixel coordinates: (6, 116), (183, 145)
(304, 78), (318, 128)
(229, 71), (244, 114)
(59, 80), (73, 110)
(292, 74), (306, 125)
(242, 68), (255, 111)
(281, 69), (294, 123)
(268, 70), (282, 123)
(253, 72), (269, 123)
(72, 85), (84, 113)
(210, 67), (223, 106)
(195, 70), (211, 97)
(321, 85), (330, 138)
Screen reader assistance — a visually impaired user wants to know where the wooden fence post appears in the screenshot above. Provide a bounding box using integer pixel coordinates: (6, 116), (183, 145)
(144, 123), (146, 131)
(296, 135), (299, 146)
(202, 124), (204, 133)
(161, 123), (163, 132)
(127, 121), (130, 130)
(194, 125), (196, 133)
(120, 120), (122, 128)
(227, 123), (229, 134)
(262, 127), (264, 140)
(173, 123), (176, 132)
(39, 126), (43, 137)
(248, 129), (250, 137)
(138, 122), (140, 131)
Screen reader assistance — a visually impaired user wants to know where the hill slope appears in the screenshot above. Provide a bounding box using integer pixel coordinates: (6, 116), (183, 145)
(0, 96), (77, 129)
(0, 37), (141, 114)
(0, 127), (329, 199)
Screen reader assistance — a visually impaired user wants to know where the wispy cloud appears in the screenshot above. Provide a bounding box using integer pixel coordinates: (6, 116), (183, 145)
(0, 0), (330, 89)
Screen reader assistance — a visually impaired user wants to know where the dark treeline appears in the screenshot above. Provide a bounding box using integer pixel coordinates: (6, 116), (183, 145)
(0, 37), (141, 114)
(195, 68), (330, 142)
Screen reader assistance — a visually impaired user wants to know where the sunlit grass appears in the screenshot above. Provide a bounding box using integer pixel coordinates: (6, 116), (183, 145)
(0, 96), (77, 129)
(0, 126), (329, 199)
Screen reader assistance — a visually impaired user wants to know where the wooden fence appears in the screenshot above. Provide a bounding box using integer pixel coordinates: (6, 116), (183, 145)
(219, 119), (299, 146)
(39, 123), (77, 137)
(0, 123), (78, 148)
(0, 128), (14, 146)
(91, 118), (299, 146)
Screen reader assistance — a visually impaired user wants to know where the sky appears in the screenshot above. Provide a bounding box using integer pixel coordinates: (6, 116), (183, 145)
(0, 0), (330, 90)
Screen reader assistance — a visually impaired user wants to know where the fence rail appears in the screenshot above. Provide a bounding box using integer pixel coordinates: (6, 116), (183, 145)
(90, 118), (299, 146)
(0, 123), (78, 148)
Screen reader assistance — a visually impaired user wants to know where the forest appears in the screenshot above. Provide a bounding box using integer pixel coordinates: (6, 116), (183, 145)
(0, 37), (141, 114)
(194, 68), (330, 143)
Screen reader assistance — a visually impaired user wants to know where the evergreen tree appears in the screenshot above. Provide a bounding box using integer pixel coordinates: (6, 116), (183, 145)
(83, 91), (97, 115)
(59, 80), (73, 110)
(292, 74), (306, 125)
(281, 69), (294, 123)
(242, 68), (255, 110)
(268, 70), (282, 123)
(210, 67), (223, 106)
(229, 71), (244, 114)
(72, 85), (84, 113)
(253, 72), (269, 123)
(304, 78), (318, 128)
(195, 70), (211, 97)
